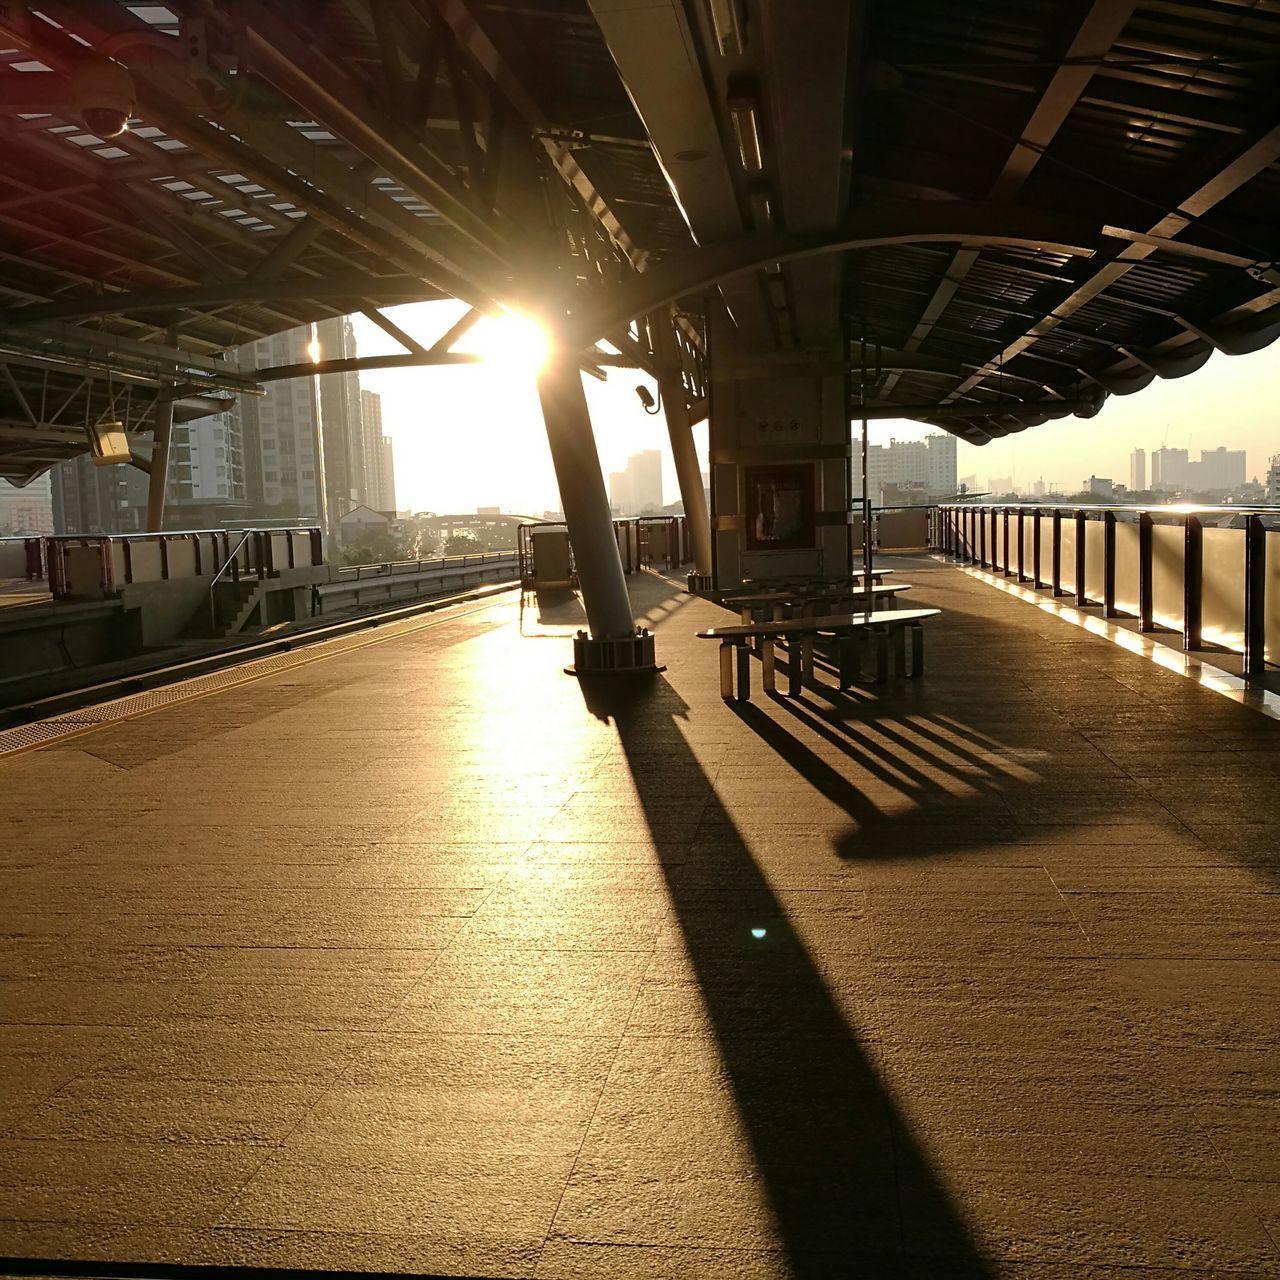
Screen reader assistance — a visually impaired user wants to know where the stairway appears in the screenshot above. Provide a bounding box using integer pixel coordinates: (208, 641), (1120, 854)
(207, 577), (267, 638)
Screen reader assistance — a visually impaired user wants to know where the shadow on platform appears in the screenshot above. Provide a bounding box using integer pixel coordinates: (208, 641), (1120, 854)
(578, 672), (994, 1277)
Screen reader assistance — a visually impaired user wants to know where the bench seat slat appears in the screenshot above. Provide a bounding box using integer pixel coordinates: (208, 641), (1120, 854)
(697, 607), (939, 640)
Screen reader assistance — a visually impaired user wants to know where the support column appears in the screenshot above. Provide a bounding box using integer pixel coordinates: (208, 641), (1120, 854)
(660, 383), (712, 585)
(537, 352), (658, 674)
(651, 313), (712, 587)
(145, 392), (174, 532)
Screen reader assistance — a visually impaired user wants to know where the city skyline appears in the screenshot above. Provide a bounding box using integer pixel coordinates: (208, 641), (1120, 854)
(352, 301), (1280, 515)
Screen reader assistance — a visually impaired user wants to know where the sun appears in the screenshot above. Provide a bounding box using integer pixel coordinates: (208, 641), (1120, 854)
(466, 311), (551, 374)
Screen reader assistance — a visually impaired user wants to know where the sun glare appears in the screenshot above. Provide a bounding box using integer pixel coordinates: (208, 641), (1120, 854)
(469, 312), (551, 374)
(306, 337), (321, 364)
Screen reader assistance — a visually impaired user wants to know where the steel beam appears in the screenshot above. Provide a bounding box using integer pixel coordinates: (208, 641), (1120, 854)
(562, 202), (1104, 346)
(945, 122), (1280, 402)
(0, 278), (437, 329)
(880, 0), (1137, 397)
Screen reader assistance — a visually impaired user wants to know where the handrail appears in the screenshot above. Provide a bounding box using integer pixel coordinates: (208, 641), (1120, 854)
(207, 530), (254, 632)
(949, 500), (1280, 517)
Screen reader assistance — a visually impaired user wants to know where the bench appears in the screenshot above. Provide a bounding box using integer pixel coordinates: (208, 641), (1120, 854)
(696, 607), (942, 702)
(724, 580), (907, 625)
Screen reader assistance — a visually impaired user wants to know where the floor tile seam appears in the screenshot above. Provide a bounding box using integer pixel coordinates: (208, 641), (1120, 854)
(1043, 868), (1098, 949)
(201, 1013), (401, 1234)
(530, 1000), (637, 1270)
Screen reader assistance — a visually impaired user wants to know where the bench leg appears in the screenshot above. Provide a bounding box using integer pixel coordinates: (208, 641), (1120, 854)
(761, 639), (776, 694)
(787, 637), (802, 697)
(736, 641), (752, 702)
(910, 623), (925, 677)
(801, 637), (815, 687)
(837, 634), (861, 689)
(719, 641), (734, 699)
(893, 625), (907, 677)
(873, 627), (890, 683)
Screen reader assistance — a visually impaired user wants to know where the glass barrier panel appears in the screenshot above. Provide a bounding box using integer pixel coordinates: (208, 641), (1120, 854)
(1200, 525), (1245, 653)
(878, 509), (929, 550)
(167, 539), (196, 579)
(1266, 530), (1280, 666)
(1151, 522), (1185, 633)
(1059, 518), (1077, 594)
(1113, 519), (1141, 616)
(1084, 517), (1106, 602)
(129, 541), (163, 583)
(1035, 514), (1050, 585)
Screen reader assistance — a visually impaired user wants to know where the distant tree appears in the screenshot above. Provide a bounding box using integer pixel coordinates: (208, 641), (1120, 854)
(444, 530), (480, 555)
(341, 528), (407, 566)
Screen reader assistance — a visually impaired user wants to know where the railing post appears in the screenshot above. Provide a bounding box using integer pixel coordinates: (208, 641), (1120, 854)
(1002, 508), (1011, 576)
(1075, 510), (1087, 607)
(1177, 512), (1198, 650)
(1032, 508), (1042, 588)
(1184, 514), (1202, 651)
(1051, 509), (1062, 596)
(1016, 509), (1026, 581)
(1245, 514), (1267, 677)
(1103, 511), (1117, 617)
(1139, 512), (1154, 631)
(979, 507), (987, 568)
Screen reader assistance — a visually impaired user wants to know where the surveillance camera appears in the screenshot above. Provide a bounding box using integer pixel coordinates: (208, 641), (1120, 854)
(635, 386), (655, 410)
(73, 57), (136, 139)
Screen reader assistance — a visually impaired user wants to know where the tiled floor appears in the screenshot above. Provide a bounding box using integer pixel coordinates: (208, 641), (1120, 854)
(1, 562), (1277, 1278)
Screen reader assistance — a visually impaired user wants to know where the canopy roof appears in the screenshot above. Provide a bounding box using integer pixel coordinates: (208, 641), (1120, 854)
(0, 0), (1277, 482)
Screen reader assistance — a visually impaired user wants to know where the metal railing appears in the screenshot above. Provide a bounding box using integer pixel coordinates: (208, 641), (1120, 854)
(45, 526), (323, 599)
(315, 551), (519, 614)
(938, 502), (1280, 675)
(206, 530), (255, 633)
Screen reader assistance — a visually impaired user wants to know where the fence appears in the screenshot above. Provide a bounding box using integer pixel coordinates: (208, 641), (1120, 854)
(939, 503), (1280, 675)
(0, 536), (47, 581)
(45, 527), (323, 599)
(315, 552), (519, 613)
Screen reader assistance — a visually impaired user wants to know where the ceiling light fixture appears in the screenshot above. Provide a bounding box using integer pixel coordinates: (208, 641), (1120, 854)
(707, 0), (746, 55)
(727, 87), (764, 173)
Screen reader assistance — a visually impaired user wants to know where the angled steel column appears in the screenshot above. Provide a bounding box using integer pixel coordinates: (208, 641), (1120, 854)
(144, 392), (174, 532)
(536, 353), (636, 640)
(649, 312), (711, 581)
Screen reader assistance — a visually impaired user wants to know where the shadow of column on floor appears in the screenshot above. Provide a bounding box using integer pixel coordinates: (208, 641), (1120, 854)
(579, 674), (994, 1277)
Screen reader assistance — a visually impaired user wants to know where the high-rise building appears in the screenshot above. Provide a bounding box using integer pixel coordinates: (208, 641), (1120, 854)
(1085, 476), (1115, 498)
(1130, 448), (1146, 491)
(237, 325), (327, 526)
(163, 401), (250, 525)
(359, 390), (395, 512)
(1267, 456), (1280, 504)
(51, 454), (148, 534)
(609, 450), (663, 514)
(316, 316), (372, 525)
(0, 475), (54, 533)
(1186, 446), (1246, 493)
(378, 435), (397, 513)
(859, 433), (958, 502)
(1151, 446), (1189, 491)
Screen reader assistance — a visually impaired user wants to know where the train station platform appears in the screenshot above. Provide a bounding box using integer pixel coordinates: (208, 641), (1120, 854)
(1, 561), (1276, 1279)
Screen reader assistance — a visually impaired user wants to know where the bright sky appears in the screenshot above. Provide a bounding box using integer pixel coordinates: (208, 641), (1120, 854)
(352, 303), (1280, 512)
